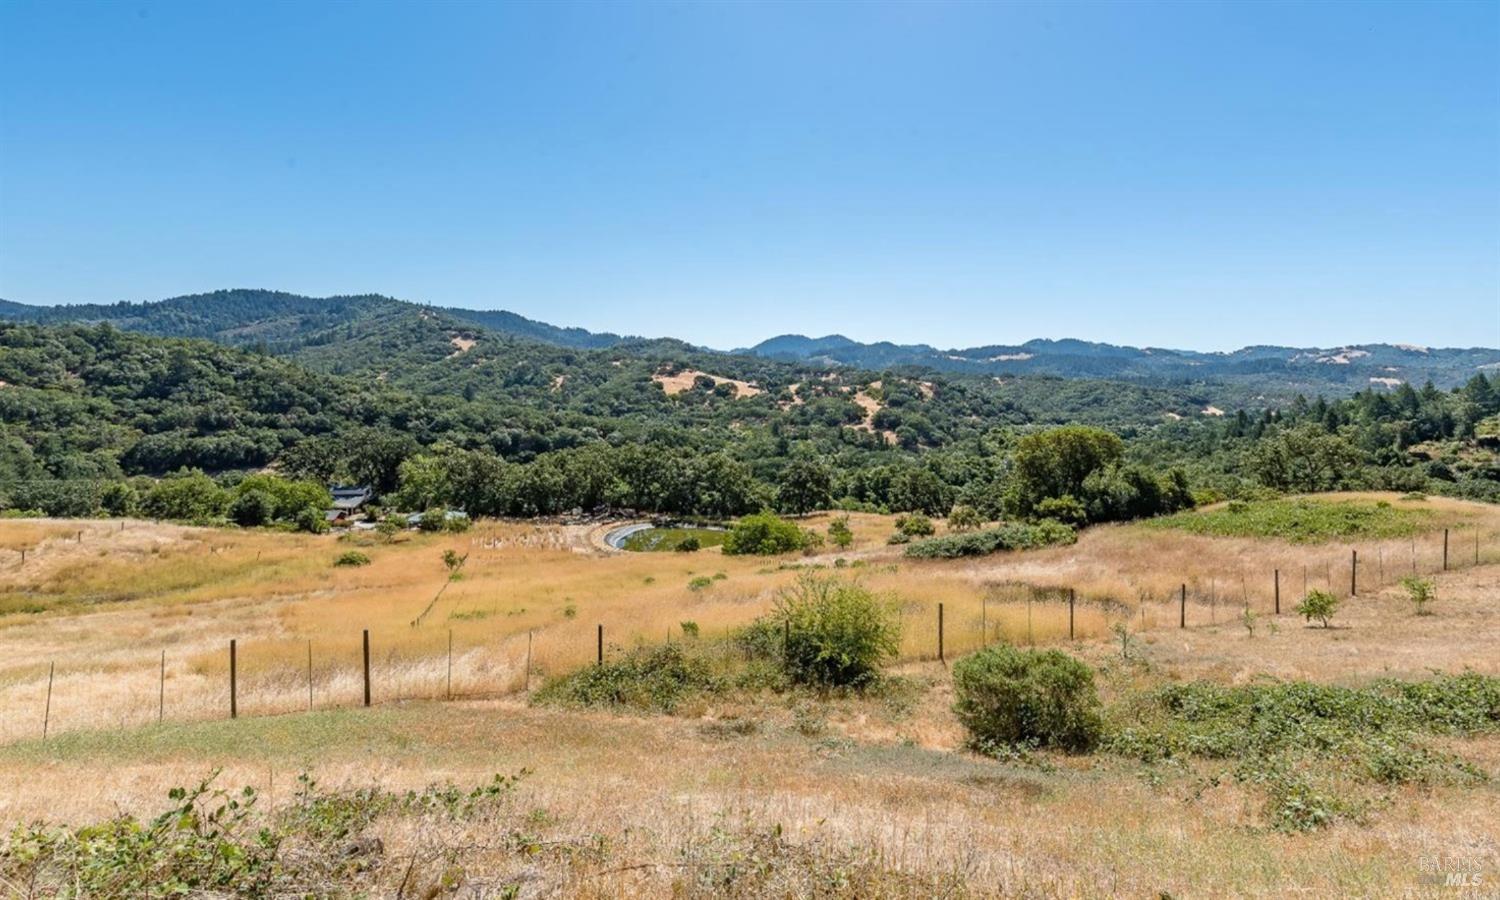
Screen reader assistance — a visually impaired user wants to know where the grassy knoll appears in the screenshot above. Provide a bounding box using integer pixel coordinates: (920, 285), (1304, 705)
(1146, 496), (1437, 543)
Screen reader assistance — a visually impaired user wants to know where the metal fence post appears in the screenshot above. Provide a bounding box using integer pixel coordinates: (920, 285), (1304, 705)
(937, 603), (944, 663)
(43, 662), (54, 739)
(229, 640), (237, 719)
(362, 630), (371, 707)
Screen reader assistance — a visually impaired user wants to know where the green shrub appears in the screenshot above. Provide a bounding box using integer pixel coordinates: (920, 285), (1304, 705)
(532, 644), (722, 712)
(444, 513), (471, 533)
(1102, 674), (1499, 829)
(722, 512), (809, 555)
(1296, 589), (1339, 628)
(952, 645), (1103, 753)
(293, 506), (328, 534)
(228, 489), (276, 527)
(827, 516), (854, 549)
(1034, 495), (1087, 525)
(947, 504), (982, 532)
(687, 575), (713, 591)
(675, 535), (701, 552)
(1401, 575), (1435, 615)
(771, 575), (900, 687)
(894, 513), (935, 537)
(904, 520), (1075, 559)
(333, 550), (371, 567)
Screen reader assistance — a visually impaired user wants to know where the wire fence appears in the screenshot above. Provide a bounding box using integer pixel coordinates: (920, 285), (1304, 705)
(15, 526), (1494, 742)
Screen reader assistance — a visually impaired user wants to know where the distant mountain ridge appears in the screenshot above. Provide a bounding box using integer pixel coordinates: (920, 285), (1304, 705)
(739, 333), (1499, 391)
(2, 290), (1496, 393)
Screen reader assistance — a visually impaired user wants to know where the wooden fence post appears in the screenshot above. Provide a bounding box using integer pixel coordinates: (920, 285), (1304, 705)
(362, 630), (371, 707)
(937, 603), (944, 663)
(1068, 588), (1075, 640)
(1351, 550), (1357, 596)
(1273, 569), (1280, 615)
(229, 640), (237, 720)
(1443, 529), (1449, 571)
(1179, 584), (1186, 628)
(43, 662), (54, 739)
(597, 624), (604, 665)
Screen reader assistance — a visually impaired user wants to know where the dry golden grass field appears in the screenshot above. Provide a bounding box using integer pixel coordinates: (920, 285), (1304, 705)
(1, 492), (1498, 896)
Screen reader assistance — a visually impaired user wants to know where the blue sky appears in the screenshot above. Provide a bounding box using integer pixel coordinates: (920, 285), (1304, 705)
(1, 0), (1496, 350)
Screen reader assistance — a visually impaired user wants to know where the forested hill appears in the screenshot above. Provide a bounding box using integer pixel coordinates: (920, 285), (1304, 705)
(0, 290), (633, 351)
(740, 334), (1500, 394)
(4, 290), (1497, 400)
(3, 319), (1499, 523)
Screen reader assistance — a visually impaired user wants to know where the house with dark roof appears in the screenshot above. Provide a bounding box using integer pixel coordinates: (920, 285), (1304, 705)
(326, 485), (374, 523)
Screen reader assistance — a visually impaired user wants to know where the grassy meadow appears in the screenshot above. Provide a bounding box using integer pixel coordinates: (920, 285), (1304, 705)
(1, 494), (1496, 741)
(1, 493), (1499, 895)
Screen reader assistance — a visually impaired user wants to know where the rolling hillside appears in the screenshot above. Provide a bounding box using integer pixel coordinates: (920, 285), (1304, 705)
(5, 290), (1496, 398)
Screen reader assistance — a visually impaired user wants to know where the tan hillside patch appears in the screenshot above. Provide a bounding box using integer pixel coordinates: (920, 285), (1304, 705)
(652, 368), (763, 397)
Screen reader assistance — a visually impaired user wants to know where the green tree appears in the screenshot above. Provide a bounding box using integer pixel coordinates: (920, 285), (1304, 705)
(1005, 426), (1124, 520)
(776, 458), (832, 516)
(141, 470), (229, 521)
(1296, 589), (1339, 628)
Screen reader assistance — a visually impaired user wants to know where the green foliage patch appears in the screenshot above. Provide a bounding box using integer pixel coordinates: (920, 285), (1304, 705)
(0, 769), (527, 898)
(532, 644), (726, 713)
(721, 512), (810, 556)
(1146, 498), (1434, 543)
(952, 646), (1103, 753)
(770, 576), (902, 688)
(903, 520), (1075, 559)
(1103, 674), (1500, 830)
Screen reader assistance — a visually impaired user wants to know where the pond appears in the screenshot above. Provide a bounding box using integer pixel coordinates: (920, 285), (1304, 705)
(604, 524), (727, 552)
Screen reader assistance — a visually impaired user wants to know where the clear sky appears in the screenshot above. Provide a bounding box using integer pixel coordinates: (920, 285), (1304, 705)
(1, 1), (1496, 350)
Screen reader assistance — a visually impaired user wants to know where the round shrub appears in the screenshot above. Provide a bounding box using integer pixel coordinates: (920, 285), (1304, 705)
(774, 575), (900, 687)
(722, 512), (808, 555)
(228, 489), (276, 527)
(333, 550), (371, 567)
(952, 645), (1103, 753)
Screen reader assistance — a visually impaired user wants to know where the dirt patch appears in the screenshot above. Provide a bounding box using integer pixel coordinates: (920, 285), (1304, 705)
(447, 336), (477, 358)
(652, 369), (763, 397)
(848, 383), (897, 444)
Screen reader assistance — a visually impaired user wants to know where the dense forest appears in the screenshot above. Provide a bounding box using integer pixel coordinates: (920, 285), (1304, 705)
(2, 310), (1497, 529)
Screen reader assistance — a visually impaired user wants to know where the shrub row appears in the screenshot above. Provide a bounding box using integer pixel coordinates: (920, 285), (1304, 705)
(902, 520), (1075, 559)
